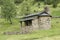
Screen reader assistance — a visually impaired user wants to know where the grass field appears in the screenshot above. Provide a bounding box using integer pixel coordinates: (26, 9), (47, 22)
(0, 18), (60, 40)
(0, 4), (60, 40)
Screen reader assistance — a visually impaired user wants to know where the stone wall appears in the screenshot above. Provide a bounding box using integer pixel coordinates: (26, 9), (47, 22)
(39, 17), (51, 30)
(20, 26), (32, 33)
(32, 16), (39, 31)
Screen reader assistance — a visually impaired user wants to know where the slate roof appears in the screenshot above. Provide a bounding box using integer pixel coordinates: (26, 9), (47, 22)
(22, 12), (40, 18)
(20, 11), (52, 22)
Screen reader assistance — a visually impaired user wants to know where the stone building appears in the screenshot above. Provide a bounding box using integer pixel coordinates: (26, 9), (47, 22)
(20, 7), (52, 33)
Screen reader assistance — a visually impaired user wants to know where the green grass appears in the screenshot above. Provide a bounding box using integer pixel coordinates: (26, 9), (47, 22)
(0, 8), (60, 40)
(0, 18), (20, 33)
(51, 7), (60, 16)
(0, 3), (60, 40)
(0, 18), (60, 40)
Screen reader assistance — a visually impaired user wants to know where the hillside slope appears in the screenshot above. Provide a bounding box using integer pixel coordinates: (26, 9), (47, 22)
(0, 3), (60, 40)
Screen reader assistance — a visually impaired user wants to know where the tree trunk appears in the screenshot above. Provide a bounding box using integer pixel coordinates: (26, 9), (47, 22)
(9, 16), (12, 24)
(9, 18), (12, 24)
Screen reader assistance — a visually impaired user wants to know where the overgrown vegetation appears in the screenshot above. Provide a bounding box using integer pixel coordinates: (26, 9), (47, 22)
(0, 0), (16, 24)
(0, 0), (60, 40)
(0, 0), (60, 24)
(0, 18), (60, 40)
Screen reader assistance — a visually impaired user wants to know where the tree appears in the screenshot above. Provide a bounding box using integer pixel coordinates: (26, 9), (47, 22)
(52, 0), (59, 8)
(44, 0), (52, 5)
(14, 0), (24, 5)
(1, 0), (16, 24)
(20, 0), (33, 16)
